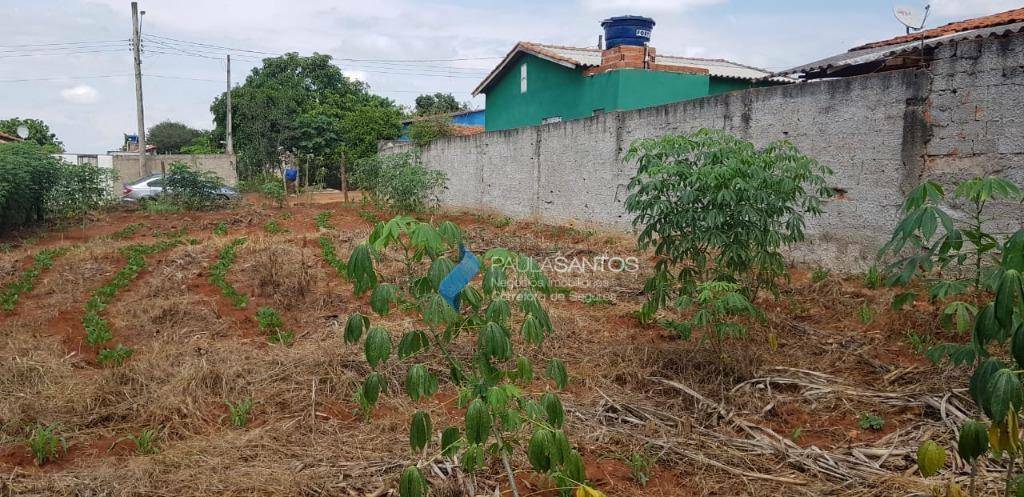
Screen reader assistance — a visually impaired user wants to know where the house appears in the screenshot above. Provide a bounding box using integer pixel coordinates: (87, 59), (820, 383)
(399, 109), (486, 140)
(777, 7), (1024, 80)
(473, 16), (789, 132)
(0, 131), (24, 144)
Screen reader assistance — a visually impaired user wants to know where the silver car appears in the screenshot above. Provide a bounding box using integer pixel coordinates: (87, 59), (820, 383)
(122, 174), (239, 202)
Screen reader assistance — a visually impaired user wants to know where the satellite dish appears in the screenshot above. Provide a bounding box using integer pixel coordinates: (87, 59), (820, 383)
(894, 4), (930, 31)
(15, 125), (29, 139)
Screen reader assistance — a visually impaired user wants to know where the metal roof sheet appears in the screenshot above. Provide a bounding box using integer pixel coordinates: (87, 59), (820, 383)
(473, 42), (785, 95)
(775, 20), (1024, 78)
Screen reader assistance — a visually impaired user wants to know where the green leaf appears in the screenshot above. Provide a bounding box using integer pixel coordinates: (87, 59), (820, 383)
(370, 283), (399, 316)
(970, 358), (1005, 410)
(516, 356), (534, 383)
(346, 244), (377, 295)
(363, 372), (384, 405)
(422, 293), (457, 328)
(546, 358), (569, 390)
(985, 368), (1023, 424)
(521, 314), (545, 345)
(1013, 325), (1024, 370)
(485, 298), (511, 325)
(480, 322), (512, 361)
(464, 399), (491, 445)
(891, 292), (916, 311)
(527, 429), (554, 472)
(398, 466), (427, 497)
(441, 427), (460, 458)
(995, 269), (1023, 329)
(427, 257), (455, 288)
(461, 443), (484, 472)
(541, 392), (565, 429)
(344, 313), (369, 344)
(917, 440), (946, 478)
(482, 265), (507, 296)
(957, 419), (989, 463)
(364, 327), (392, 368)
(438, 221), (462, 247)
(397, 330), (431, 358)
(405, 364), (438, 401)
(409, 411), (432, 452)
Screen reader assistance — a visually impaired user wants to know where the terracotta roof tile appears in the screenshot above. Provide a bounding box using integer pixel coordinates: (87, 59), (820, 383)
(451, 125), (484, 137)
(852, 7), (1024, 50)
(0, 131), (24, 142)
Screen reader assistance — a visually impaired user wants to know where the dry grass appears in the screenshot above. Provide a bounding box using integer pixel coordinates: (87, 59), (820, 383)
(0, 201), (989, 497)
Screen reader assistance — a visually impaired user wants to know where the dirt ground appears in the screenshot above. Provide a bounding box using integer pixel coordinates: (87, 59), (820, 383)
(0, 195), (988, 496)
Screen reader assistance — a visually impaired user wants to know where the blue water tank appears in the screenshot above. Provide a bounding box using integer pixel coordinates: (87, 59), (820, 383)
(601, 15), (655, 49)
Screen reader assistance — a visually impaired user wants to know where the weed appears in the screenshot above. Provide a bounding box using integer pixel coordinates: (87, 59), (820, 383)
(857, 412), (885, 431)
(790, 427), (804, 443)
(318, 236), (346, 275)
(582, 295), (613, 306)
(493, 216), (513, 228)
(26, 423), (65, 465)
(127, 429), (159, 455)
(143, 198), (182, 214)
(98, 344), (133, 366)
(212, 222), (228, 236)
(315, 211), (333, 230)
(209, 238), (248, 308)
(904, 330), (934, 354)
(268, 330), (295, 345)
(263, 219), (288, 234)
(255, 306), (284, 332)
(863, 265), (883, 289)
(0, 243), (10, 253)
(810, 267), (829, 283)
(1, 247), (69, 312)
(225, 398), (254, 428)
(621, 450), (656, 487)
(357, 209), (379, 224)
(110, 223), (144, 240)
(857, 303), (875, 325)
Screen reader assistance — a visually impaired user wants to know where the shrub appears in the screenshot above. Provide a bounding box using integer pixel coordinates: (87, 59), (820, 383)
(98, 344), (134, 366)
(45, 161), (116, 224)
(353, 151), (447, 212)
(127, 429), (159, 455)
(164, 161), (229, 210)
(407, 115), (453, 147)
(259, 181), (286, 208)
(0, 142), (62, 232)
(624, 129), (832, 329)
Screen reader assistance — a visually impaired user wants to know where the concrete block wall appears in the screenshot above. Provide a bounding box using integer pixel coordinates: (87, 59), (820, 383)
(393, 33), (1024, 271)
(111, 154), (237, 194)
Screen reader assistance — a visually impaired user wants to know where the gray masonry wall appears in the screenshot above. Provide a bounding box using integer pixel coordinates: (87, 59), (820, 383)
(389, 33), (1024, 271)
(112, 154), (237, 193)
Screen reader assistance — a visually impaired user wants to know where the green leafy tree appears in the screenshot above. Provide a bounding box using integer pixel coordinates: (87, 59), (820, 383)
(413, 92), (466, 116)
(45, 161), (115, 224)
(210, 53), (402, 180)
(624, 129), (833, 336)
(147, 121), (202, 154)
(343, 216), (597, 497)
(0, 118), (63, 152)
(179, 131), (222, 154)
(0, 142), (62, 231)
(408, 115), (454, 147)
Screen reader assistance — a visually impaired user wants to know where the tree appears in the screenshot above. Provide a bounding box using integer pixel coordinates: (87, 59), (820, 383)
(147, 121), (202, 154)
(0, 142), (62, 231)
(179, 131), (222, 155)
(408, 115), (453, 147)
(0, 118), (63, 153)
(413, 93), (466, 116)
(210, 52), (402, 180)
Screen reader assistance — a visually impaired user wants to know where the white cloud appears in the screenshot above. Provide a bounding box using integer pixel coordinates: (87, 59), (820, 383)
(60, 85), (100, 104)
(929, 0), (1022, 18)
(579, 0), (726, 14)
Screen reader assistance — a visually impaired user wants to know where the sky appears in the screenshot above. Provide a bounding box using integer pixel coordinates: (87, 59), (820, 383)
(0, 0), (1021, 152)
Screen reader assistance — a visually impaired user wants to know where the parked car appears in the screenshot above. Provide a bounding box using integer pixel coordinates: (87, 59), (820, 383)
(122, 174), (239, 202)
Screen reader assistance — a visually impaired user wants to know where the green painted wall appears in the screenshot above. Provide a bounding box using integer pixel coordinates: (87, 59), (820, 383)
(484, 54), (713, 131)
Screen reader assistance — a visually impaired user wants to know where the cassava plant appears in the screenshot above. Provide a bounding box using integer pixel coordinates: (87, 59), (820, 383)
(342, 216), (601, 497)
(880, 177), (1023, 333)
(887, 178), (1024, 496)
(624, 129), (832, 339)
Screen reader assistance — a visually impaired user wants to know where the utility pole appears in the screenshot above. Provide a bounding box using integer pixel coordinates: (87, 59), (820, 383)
(225, 54), (233, 155)
(131, 2), (147, 177)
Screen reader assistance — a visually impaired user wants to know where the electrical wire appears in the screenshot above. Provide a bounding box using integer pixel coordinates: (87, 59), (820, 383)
(0, 48), (129, 59)
(0, 39), (128, 49)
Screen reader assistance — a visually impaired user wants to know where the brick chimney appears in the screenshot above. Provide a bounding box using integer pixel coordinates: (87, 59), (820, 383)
(583, 44), (708, 77)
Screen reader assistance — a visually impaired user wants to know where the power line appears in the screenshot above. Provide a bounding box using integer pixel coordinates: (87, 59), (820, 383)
(0, 39), (128, 49)
(0, 48), (128, 59)
(0, 74), (132, 83)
